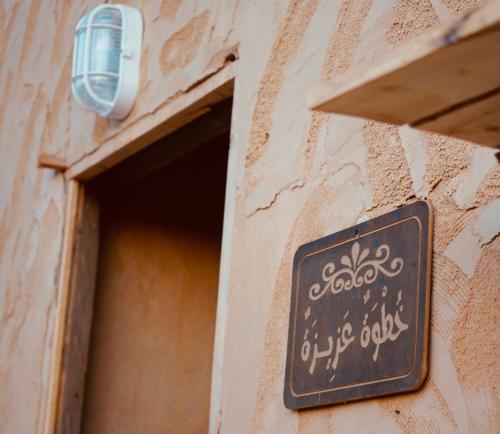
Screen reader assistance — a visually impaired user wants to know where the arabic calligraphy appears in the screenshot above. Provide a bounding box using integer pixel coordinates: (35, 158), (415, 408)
(301, 315), (355, 378)
(309, 242), (404, 301)
(300, 282), (409, 382)
(360, 289), (408, 362)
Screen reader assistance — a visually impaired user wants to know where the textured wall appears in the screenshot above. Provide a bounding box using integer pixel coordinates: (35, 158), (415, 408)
(0, 0), (498, 433)
(220, 0), (499, 432)
(0, 1), (239, 432)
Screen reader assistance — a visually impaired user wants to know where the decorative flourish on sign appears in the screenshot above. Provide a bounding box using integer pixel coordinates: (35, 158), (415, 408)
(309, 242), (404, 301)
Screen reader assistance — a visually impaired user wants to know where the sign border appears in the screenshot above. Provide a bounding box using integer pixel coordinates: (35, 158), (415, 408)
(283, 200), (433, 409)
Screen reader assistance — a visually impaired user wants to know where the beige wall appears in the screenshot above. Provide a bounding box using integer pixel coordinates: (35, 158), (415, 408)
(0, 0), (498, 433)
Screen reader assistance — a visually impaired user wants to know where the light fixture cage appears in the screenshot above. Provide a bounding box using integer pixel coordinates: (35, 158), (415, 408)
(72, 4), (143, 119)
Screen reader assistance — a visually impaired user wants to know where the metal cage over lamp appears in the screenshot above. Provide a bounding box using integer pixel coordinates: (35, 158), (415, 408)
(72, 4), (143, 120)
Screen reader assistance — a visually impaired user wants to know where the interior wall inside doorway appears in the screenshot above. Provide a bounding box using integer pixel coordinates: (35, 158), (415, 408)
(81, 132), (230, 434)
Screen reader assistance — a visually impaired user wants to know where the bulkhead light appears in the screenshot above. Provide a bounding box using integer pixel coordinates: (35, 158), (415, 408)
(72, 4), (143, 119)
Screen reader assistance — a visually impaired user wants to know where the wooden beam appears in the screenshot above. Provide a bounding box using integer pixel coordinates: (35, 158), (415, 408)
(412, 89), (500, 147)
(67, 61), (237, 180)
(96, 98), (232, 186)
(44, 180), (81, 434)
(38, 154), (68, 171)
(55, 188), (99, 434)
(308, 0), (500, 147)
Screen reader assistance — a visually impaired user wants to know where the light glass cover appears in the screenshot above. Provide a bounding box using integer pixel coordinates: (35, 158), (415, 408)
(72, 5), (143, 119)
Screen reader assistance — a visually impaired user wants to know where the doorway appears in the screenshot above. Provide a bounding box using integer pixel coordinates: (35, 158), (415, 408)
(78, 102), (231, 433)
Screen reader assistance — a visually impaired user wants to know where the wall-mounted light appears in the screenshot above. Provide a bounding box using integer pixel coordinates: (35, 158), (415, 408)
(72, 4), (143, 120)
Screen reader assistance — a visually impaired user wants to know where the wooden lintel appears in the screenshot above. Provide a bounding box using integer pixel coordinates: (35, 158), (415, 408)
(66, 61), (237, 180)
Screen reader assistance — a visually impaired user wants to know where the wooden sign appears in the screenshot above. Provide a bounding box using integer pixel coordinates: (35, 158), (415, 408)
(284, 201), (432, 409)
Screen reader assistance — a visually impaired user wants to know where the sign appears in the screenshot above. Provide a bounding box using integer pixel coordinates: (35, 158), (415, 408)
(284, 201), (432, 409)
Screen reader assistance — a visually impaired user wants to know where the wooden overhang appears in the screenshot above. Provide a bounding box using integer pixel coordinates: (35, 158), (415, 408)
(308, 0), (500, 148)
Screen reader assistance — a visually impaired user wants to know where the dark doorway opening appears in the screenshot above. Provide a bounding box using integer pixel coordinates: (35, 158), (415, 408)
(77, 99), (231, 434)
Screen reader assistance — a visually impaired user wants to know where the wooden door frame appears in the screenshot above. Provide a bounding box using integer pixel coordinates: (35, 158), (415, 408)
(44, 64), (237, 434)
